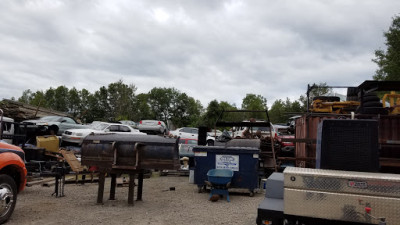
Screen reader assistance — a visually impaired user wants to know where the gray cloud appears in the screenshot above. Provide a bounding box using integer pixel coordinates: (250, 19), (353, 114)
(0, 0), (398, 108)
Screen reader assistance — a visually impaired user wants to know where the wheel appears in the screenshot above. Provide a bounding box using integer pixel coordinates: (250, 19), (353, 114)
(249, 191), (254, 197)
(207, 140), (214, 146)
(358, 91), (377, 98)
(360, 95), (380, 103)
(0, 174), (17, 224)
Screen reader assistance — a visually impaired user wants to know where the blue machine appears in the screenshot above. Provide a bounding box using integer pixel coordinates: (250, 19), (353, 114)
(193, 146), (259, 196)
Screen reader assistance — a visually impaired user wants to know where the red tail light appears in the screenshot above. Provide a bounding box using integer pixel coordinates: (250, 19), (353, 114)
(139, 120), (142, 124)
(158, 121), (161, 125)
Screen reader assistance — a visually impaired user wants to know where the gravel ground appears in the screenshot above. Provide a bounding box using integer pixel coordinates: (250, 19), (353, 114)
(8, 175), (263, 225)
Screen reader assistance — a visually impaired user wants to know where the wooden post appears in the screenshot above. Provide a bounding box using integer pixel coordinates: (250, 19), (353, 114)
(109, 174), (117, 200)
(128, 173), (135, 205)
(137, 171), (143, 201)
(97, 172), (106, 204)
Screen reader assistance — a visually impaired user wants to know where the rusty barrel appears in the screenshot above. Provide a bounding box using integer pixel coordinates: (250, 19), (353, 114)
(81, 133), (180, 171)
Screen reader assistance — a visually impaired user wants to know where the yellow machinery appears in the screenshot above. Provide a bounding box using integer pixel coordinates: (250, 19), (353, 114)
(383, 91), (400, 115)
(311, 99), (360, 114)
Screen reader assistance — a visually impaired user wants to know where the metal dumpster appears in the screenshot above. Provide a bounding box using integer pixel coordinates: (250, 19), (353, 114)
(193, 146), (259, 196)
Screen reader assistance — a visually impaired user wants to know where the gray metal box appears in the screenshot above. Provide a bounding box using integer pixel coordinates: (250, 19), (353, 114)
(283, 167), (400, 224)
(265, 172), (284, 199)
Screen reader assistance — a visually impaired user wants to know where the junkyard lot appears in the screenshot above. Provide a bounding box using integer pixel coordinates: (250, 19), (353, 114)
(9, 176), (263, 225)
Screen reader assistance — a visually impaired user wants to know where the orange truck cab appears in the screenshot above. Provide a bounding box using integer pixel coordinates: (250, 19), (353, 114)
(0, 141), (27, 223)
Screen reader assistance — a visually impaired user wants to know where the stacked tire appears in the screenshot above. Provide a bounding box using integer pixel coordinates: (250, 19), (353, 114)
(356, 92), (388, 115)
(346, 87), (358, 101)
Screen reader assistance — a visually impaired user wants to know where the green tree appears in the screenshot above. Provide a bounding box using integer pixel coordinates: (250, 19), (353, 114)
(53, 86), (69, 112)
(170, 93), (202, 128)
(373, 15), (400, 81)
(147, 87), (177, 123)
(241, 94), (268, 119)
(299, 82), (332, 110)
(30, 91), (46, 108)
(44, 88), (56, 110)
(200, 100), (221, 128)
(199, 100), (238, 128)
(269, 98), (303, 124)
(78, 89), (91, 122)
(134, 93), (153, 121)
(269, 99), (285, 123)
(18, 89), (32, 104)
(68, 88), (81, 118)
(107, 80), (137, 121)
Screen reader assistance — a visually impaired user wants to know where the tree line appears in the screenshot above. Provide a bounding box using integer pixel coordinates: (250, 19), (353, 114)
(15, 80), (313, 128)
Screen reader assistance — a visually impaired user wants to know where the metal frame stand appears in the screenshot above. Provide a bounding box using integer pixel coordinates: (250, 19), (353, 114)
(96, 170), (144, 205)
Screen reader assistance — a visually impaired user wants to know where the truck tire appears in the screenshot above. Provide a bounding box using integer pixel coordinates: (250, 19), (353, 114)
(362, 101), (382, 108)
(360, 95), (380, 103)
(0, 174), (17, 224)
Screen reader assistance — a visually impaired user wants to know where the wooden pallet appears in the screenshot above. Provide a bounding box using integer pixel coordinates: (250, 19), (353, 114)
(59, 150), (86, 173)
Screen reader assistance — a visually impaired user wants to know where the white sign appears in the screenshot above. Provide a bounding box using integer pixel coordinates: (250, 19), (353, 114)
(216, 155), (239, 171)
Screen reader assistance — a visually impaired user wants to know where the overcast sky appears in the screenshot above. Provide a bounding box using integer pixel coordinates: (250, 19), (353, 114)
(0, 0), (398, 108)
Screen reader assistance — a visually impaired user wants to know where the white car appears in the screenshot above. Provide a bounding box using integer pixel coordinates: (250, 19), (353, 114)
(62, 122), (146, 145)
(169, 127), (215, 146)
(207, 129), (223, 137)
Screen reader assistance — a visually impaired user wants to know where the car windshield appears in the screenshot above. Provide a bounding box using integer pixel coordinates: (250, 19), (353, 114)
(39, 116), (62, 122)
(92, 123), (109, 131)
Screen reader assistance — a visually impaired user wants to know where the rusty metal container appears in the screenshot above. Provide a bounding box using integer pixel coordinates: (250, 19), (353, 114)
(296, 114), (400, 172)
(81, 133), (180, 171)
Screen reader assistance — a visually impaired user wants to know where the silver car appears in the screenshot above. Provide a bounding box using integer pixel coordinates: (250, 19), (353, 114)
(62, 122), (146, 145)
(23, 116), (88, 136)
(137, 120), (167, 135)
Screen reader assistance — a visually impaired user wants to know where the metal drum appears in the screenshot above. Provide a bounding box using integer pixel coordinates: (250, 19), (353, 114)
(81, 133), (180, 171)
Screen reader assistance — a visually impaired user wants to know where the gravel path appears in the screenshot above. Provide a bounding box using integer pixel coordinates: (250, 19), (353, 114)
(8, 175), (263, 225)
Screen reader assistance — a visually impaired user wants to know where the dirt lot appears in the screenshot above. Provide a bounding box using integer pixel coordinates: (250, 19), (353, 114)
(8, 175), (263, 225)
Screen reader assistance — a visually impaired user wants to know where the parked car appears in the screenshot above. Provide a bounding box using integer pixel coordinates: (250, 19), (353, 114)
(62, 122), (146, 145)
(22, 116), (88, 136)
(169, 127), (215, 146)
(119, 120), (137, 128)
(207, 129), (223, 137)
(137, 120), (167, 135)
(275, 133), (295, 156)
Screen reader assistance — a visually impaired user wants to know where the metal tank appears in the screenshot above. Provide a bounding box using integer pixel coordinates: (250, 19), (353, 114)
(81, 133), (180, 171)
